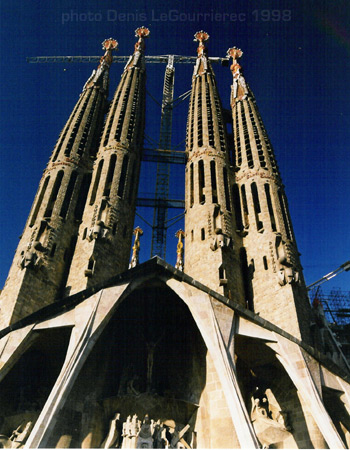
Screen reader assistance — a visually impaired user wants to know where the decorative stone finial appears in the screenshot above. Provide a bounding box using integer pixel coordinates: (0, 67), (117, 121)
(83, 38), (118, 91)
(129, 227), (143, 268)
(227, 46), (243, 61)
(193, 31), (210, 76)
(124, 27), (150, 71)
(135, 26), (150, 39)
(134, 26), (150, 53)
(194, 31), (209, 58)
(227, 46), (248, 102)
(175, 230), (185, 271)
(102, 38), (119, 51)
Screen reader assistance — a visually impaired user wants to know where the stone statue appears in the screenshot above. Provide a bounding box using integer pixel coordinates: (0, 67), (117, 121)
(174, 230), (185, 271)
(146, 332), (164, 392)
(250, 387), (292, 448)
(136, 415), (154, 448)
(0, 420), (33, 449)
(101, 412), (121, 449)
(121, 415), (141, 449)
(129, 227), (143, 269)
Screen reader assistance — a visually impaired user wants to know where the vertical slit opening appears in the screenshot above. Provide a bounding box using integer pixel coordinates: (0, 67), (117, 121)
(198, 160), (205, 204)
(241, 185), (249, 227)
(75, 173), (92, 221)
(190, 163), (194, 207)
(44, 171), (64, 218)
(251, 182), (263, 231)
(264, 183), (277, 232)
(232, 184), (243, 231)
(278, 189), (292, 240)
(89, 160), (104, 205)
(60, 171), (78, 219)
(210, 161), (218, 203)
(30, 176), (50, 227)
(223, 167), (231, 211)
(103, 154), (117, 197)
(118, 155), (129, 199)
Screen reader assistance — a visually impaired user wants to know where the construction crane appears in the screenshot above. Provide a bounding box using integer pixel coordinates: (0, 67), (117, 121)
(307, 260), (350, 290)
(27, 53), (229, 259)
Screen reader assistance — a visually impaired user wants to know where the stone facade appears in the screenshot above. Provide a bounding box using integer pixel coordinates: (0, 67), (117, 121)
(0, 30), (349, 449)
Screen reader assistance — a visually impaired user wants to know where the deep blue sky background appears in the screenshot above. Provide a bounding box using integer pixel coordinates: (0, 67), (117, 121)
(0, 0), (349, 293)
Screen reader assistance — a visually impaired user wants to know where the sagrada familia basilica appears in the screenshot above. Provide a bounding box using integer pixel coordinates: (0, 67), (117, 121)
(0, 28), (349, 448)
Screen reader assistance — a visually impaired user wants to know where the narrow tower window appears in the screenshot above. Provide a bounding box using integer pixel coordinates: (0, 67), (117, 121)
(278, 189), (292, 240)
(241, 185), (249, 227)
(127, 75), (140, 142)
(103, 78), (125, 147)
(198, 160), (205, 204)
(115, 72), (134, 141)
(263, 256), (268, 270)
(197, 79), (203, 147)
(77, 90), (99, 156)
(223, 167), (231, 211)
(210, 161), (218, 203)
(89, 159), (104, 205)
(251, 182), (263, 231)
(235, 105), (242, 167)
(103, 154), (117, 197)
(52, 96), (83, 163)
(29, 176), (50, 227)
(60, 171), (78, 219)
(264, 184), (277, 232)
(118, 155), (129, 198)
(201, 228), (205, 240)
(190, 163), (194, 207)
(205, 76), (215, 147)
(64, 90), (92, 157)
(240, 247), (254, 311)
(75, 173), (91, 221)
(232, 184), (243, 231)
(44, 170), (64, 218)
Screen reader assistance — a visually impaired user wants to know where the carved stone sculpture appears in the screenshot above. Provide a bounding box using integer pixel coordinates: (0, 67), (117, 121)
(101, 413), (121, 449)
(250, 387), (292, 448)
(0, 420), (33, 449)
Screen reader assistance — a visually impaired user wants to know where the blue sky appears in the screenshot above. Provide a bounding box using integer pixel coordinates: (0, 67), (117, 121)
(0, 0), (349, 292)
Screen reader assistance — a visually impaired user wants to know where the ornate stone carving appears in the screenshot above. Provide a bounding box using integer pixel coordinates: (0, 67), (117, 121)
(250, 386), (292, 448)
(210, 228), (231, 251)
(275, 234), (300, 286)
(227, 47), (248, 102)
(83, 38), (118, 92)
(0, 420), (34, 449)
(101, 413), (122, 449)
(102, 413), (191, 449)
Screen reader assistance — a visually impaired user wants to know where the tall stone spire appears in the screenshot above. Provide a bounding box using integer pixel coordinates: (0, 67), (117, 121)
(65, 27), (149, 294)
(184, 32), (245, 304)
(228, 47), (312, 342)
(0, 39), (117, 328)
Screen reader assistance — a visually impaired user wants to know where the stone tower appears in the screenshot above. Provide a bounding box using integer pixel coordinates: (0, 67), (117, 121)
(0, 38), (117, 328)
(228, 47), (312, 343)
(65, 27), (149, 295)
(184, 32), (245, 304)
